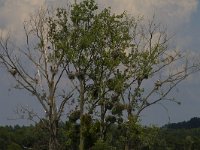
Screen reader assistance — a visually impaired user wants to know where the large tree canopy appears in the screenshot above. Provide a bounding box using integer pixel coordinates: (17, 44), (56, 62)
(0, 0), (199, 149)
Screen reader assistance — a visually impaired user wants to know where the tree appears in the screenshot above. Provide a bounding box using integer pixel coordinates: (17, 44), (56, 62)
(0, 0), (199, 149)
(48, 0), (199, 149)
(47, 0), (141, 149)
(0, 7), (75, 150)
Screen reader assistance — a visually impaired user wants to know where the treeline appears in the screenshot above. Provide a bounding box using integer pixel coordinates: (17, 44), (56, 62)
(164, 117), (200, 129)
(0, 124), (48, 150)
(0, 121), (160, 150)
(1, 118), (200, 150)
(160, 128), (200, 150)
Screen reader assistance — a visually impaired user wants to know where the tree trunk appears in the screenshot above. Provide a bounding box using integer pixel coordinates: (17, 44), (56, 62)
(100, 104), (105, 140)
(80, 119), (84, 150)
(125, 140), (131, 150)
(125, 105), (132, 150)
(48, 120), (59, 150)
(125, 144), (129, 150)
(79, 79), (85, 150)
(48, 80), (59, 150)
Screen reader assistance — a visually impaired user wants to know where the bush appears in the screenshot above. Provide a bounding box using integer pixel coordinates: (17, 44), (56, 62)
(92, 139), (114, 150)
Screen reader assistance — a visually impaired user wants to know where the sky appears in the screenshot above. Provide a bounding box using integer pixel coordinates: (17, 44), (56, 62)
(0, 0), (200, 126)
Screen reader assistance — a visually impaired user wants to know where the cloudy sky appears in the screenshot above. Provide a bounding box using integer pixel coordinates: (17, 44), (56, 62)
(0, 0), (200, 126)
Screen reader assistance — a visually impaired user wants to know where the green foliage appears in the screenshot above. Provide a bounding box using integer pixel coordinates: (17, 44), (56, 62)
(69, 110), (80, 122)
(91, 140), (113, 150)
(2, 120), (200, 150)
(0, 125), (42, 150)
(46, 0), (193, 149)
(65, 122), (80, 150)
(7, 143), (21, 150)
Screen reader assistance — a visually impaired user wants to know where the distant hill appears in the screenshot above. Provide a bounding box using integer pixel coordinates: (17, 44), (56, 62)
(163, 117), (200, 129)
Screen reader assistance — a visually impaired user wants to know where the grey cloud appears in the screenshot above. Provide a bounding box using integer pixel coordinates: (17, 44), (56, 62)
(97, 0), (198, 31)
(0, 0), (45, 42)
(0, 0), (198, 36)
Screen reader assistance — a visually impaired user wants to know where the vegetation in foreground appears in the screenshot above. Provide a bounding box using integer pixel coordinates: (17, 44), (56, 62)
(1, 117), (200, 150)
